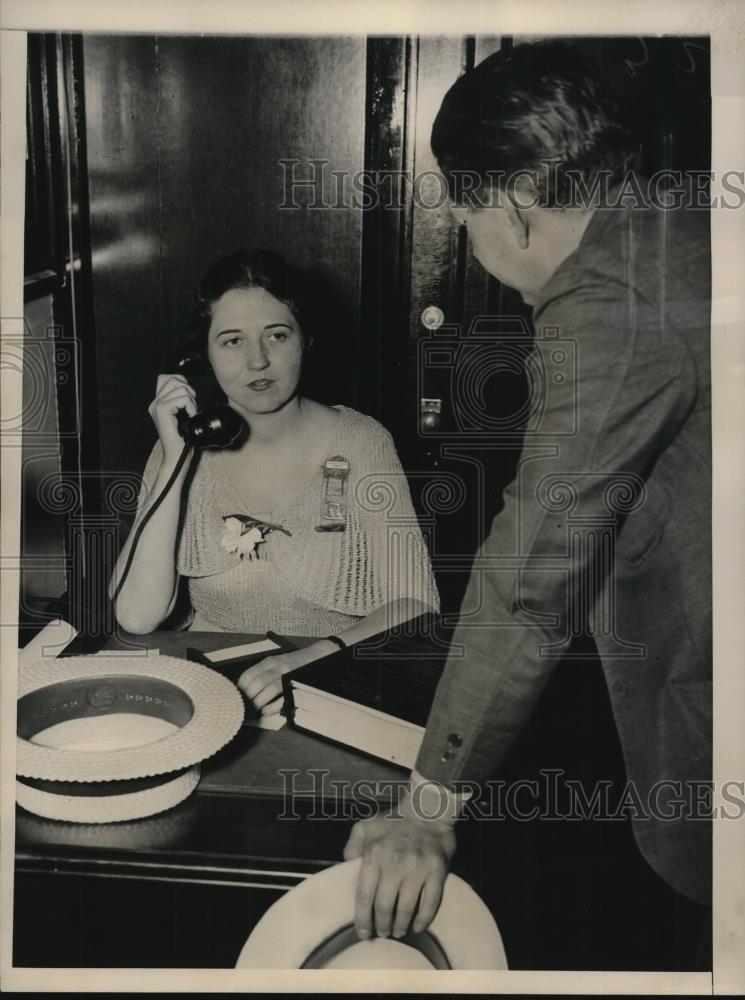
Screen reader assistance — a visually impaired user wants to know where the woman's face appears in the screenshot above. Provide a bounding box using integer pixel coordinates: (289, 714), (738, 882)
(207, 286), (305, 417)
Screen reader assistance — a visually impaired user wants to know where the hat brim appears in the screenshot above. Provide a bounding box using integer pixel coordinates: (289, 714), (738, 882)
(235, 858), (508, 970)
(16, 765), (200, 823)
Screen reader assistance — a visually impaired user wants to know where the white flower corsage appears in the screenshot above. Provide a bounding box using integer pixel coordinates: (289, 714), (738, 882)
(221, 514), (292, 560)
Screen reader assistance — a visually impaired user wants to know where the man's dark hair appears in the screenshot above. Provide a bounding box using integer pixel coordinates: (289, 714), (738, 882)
(431, 40), (636, 208)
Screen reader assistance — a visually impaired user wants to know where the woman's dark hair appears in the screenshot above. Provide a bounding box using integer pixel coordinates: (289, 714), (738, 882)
(195, 248), (311, 341)
(431, 40), (636, 208)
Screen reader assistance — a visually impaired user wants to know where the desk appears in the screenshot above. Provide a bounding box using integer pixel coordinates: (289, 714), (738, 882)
(15, 632), (709, 970)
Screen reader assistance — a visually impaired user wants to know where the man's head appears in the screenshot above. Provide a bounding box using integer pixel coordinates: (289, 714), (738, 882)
(432, 41), (635, 302)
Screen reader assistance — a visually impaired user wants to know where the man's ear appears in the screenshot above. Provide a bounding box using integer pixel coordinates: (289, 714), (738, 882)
(504, 199), (530, 250)
(505, 175), (538, 250)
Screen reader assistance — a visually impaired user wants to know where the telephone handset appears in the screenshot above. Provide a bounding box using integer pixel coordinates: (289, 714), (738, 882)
(174, 339), (248, 450)
(92, 342), (245, 650)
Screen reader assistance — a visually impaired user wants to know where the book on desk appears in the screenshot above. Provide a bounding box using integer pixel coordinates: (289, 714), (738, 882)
(282, 614), (449, 769)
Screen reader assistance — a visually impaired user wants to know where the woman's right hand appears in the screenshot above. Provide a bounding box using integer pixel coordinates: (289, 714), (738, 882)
(148, 374), (198, 461)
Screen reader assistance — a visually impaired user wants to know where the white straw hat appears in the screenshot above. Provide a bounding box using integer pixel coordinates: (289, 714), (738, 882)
(235, 858), (508, 970)
(16, 653), (244, 822)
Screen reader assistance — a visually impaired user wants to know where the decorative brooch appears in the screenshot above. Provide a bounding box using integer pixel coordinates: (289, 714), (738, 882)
(221, 514), (292, 560)
(316, 456), (350, 532)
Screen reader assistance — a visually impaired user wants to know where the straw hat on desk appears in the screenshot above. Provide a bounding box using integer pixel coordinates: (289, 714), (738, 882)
(235, 858), (508, 970)
(16, 652), (244, 823)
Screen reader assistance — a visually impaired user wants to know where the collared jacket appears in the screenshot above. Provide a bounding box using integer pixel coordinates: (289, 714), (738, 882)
(415, 197), (712, 905)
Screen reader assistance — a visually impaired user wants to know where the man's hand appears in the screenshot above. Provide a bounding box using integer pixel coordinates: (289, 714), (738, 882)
(343, 807), (456, 940)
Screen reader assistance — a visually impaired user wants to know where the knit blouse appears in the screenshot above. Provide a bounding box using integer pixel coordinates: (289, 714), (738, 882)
(136, 405), (439, 635)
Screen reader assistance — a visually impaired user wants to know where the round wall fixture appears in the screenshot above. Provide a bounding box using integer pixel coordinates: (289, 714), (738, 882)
(16, 654), (244, 822)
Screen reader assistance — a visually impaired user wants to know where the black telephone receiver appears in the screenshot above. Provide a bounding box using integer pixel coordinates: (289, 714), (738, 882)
(174, 340), (248, 450)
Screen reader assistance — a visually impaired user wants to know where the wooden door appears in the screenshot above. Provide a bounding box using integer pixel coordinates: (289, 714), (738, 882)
(361, 36), (528, 614)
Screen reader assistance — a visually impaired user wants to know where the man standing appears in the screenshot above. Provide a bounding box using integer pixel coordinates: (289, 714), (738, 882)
(344, 40), (711, 957)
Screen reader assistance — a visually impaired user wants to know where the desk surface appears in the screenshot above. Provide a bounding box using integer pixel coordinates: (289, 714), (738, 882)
(16, 632), (696, 971)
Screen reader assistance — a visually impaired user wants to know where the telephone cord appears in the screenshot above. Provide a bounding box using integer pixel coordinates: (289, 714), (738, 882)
(111, 443), (198, 607)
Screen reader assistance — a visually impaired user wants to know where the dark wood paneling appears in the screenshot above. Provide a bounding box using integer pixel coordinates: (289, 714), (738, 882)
(83, 35), (367, 478)
(20, 294), (67, 608)
(83, 35), (163, 482)
(398, 37), (520, 613)
(359, 37), (412, 427)
(21, 34), (103, 634)
(13, 872), (286, 968)
(24, 35), (63, 280)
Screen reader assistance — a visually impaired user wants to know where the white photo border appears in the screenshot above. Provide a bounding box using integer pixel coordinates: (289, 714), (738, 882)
(1, 0), (743, 994)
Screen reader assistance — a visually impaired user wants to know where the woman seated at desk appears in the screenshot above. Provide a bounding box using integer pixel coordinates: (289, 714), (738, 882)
(110, 249), (438, 714)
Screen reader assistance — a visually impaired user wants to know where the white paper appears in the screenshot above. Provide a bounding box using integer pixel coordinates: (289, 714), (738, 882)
(204, 638), (281, 663)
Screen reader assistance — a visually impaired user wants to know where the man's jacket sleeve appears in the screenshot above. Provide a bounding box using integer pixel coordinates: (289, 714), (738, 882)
(415, 282), (699, 788)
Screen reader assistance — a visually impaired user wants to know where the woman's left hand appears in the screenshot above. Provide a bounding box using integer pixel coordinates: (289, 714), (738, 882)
(237, 640), (338, 714)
